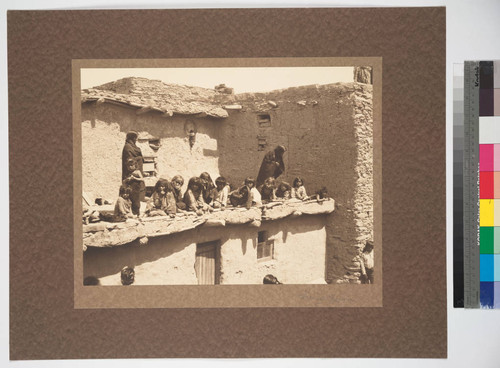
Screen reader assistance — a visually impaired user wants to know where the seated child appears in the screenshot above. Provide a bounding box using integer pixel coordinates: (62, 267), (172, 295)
(257, 177), (277, 202)
(213, 176), (230, 209)
(245, 177), (262, 207)
(82, 204), (100, 225)
(113, 185), (135, 219)
(200, 172), (217, 206)
(123, 158), (145, 216)
(171, 175), (187, 211)
(229, 180), (252, 209)
(311, 186), (329, 201)
(291, 177), (308, 200)
(275, 181), (292, 200)
(145, 178), (176, 218)
(183, 177), (210, 215)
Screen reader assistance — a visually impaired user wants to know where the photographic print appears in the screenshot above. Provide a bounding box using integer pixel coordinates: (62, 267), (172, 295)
(10, 8), (446, 359)
(74, 58), (381, 308)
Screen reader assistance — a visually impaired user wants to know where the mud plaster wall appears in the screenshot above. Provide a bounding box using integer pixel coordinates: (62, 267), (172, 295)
(83, 215), (327, 285)
(216, 83), (373, 282)
(81, 82), (372, 283)
(81, 103), (221, 201)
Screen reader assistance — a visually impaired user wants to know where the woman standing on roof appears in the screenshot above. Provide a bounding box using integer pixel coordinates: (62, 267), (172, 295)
(122, 131), (144, 180)
(121, 131), (145, 215)
(256, 145), (286, 187)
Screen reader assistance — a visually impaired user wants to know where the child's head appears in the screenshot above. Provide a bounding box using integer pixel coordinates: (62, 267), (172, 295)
(244, 177), (255, 189)
(263, 274), (282, 284)
(215, 176), (227, 190)
(188, 177), (203, 192)
(119, 185), (132, 199)
(127, 158), (137, 171)
(199, 172), (214, 188)
(363, 240), (374, 253)
(154, 179), (171, 194)
(275, 145), (286, 156)
(263, 177), (276, 189)
(126, 131), (138, 143)
(171, 175), (184, 191)
(278, 182), (291, 192)
(293, 177), (304, 188)
(121, 266), (135, 286)
(316, 186), (328, 199)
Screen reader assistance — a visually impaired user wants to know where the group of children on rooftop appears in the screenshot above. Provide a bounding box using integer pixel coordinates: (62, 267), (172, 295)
(114, 171), (324, 220)
(83, 138), (328, 223)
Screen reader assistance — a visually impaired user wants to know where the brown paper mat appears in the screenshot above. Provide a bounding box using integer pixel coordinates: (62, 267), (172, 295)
(8, 8), (446, 359)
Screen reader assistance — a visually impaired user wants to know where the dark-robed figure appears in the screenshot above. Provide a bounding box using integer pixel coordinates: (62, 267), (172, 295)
(122, 131), (143, 180)
(122, 131), (145, 215)
(256, 145), (286, 187)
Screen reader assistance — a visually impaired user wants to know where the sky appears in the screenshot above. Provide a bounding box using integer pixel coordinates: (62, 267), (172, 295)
(81, 66), (354, 93)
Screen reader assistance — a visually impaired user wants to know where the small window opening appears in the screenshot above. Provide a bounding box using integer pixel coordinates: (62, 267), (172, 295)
(257, 113), (271, 127)
(257, 231), (274, 261)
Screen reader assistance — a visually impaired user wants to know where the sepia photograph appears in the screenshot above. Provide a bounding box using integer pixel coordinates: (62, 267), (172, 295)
(75, 58), (380, 305)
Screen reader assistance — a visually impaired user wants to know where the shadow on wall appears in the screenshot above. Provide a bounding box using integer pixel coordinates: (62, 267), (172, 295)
(240, 232), (258, 256)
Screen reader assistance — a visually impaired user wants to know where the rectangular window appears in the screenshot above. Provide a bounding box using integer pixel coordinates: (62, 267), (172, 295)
(257, 231), (274, 262)
(257, 113), (271, 127)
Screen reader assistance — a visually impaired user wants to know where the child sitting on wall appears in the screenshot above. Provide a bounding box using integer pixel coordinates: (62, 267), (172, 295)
(171, 175), (187, 211)
(229, 179), (253, 209)
(309, 186), (329, 202)
(122, 158), (145, 216)
(258, 177), (277, 203)
(145, 178), (176, 218)
(213, 176), (230, 209)
(200, 172), (217, 206)
(275, 181), (292, 200)
(184, 177), (211, 216)
(113, 185), (135, 220)
(246, 177), (262, 207)
(82, 204), (100, 225)
(291, 177), (308, 200)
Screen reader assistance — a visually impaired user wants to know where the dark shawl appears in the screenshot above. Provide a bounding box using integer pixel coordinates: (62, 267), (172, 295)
(122, 137), (143, 180)
(256, 145), (285, 187)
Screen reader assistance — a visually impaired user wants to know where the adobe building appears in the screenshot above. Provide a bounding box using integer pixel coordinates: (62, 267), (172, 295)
(83, 200), (334, 285)
(80, 76), (373, 284)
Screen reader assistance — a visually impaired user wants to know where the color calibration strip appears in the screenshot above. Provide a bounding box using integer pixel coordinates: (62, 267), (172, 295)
(478, 61), (500, 308)
(453, 64), (465, 308)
